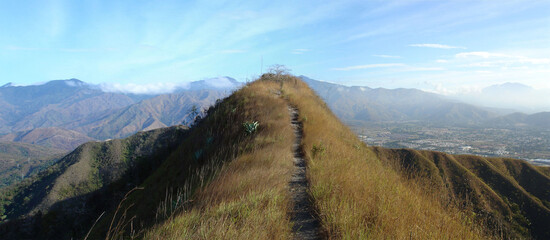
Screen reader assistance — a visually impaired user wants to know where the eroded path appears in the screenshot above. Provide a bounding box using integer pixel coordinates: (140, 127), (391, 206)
(288, 106), (322, 240)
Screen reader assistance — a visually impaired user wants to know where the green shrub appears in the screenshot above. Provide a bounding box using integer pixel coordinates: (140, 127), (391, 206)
(311, 142), (326, 158)
(243, 121), (259, 135)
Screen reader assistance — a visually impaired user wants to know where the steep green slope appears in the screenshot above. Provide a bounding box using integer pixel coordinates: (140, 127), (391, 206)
(372, 147), (550, 239)
(0, 126), (187, 239)
(0, 142), (65, 189)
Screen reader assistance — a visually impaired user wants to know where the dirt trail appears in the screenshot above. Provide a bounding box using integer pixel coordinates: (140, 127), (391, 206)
(288, 106), (322, 240)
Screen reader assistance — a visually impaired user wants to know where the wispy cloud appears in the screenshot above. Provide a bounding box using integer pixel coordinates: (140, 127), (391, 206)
(331, 63), (443, 71)
(220, 49), (246, 54)
(409, 43), (465, 49)
(402, 66), (444, 71)
(98, 77), (239, 94)
(5, 46), (118, 52)
(291, 48), (310, 54)
(100, 82), (183, 94)
(372, 54), (402, 59)
(332, 63), (405, 71)
(456, 51), (550, 66)
(456, 51), (507, 58)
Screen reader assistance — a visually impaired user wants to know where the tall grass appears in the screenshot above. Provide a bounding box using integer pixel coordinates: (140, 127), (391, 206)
(144, 80), (295, 239)
(276, 75), (489, 239)
(101, 74), (493, 239)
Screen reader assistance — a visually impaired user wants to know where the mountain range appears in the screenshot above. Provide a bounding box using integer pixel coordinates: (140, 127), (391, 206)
(1, 75), (548, 239)
(300, 76), (550, 129)
(0, 77), (240, 138)
(454, 82), (550, 113)
(0, 77), (240, 189)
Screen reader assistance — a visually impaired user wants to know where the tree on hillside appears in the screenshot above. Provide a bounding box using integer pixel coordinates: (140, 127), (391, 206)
(268, 64), (291, 76)
(267, 64), (292, 88)
(184, 105), (201, 127)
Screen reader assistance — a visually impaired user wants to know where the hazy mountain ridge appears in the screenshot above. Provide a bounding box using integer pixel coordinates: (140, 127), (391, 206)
(0, 79), (139, 134)
(301, 76), (550, 130)
(300, 76), (497, 125)
(77, 89), (229, 139)
(0, 78), (240, 140)
(454, 82), (550, 113)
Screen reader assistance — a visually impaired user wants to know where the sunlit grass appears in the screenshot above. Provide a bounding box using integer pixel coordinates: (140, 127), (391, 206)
(144, 80), (295, 239)
(279, 75), (488, 239)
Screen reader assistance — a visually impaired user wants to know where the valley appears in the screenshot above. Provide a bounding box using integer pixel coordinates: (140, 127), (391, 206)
(351, 122), (550, 166)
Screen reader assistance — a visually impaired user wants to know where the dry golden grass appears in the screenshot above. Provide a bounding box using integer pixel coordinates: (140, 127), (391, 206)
(144, 80), (295, 239)
(278, 76), (488, 239)
(142, 74), (492, 239)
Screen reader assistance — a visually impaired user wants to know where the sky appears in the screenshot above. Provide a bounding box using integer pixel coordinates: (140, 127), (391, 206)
(1, 0), (549, 94)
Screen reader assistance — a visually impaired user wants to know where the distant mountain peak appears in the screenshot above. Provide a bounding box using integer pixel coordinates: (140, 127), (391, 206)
(483, 82), (534, 93)
(1, 82), (13, 88)
(63, 78), (87, 87)
(183, 76), (242, 91)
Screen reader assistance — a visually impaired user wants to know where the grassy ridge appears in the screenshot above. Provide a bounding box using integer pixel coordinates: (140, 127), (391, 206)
(372, 147), (550, 238)
(280, 76), (487, 239)
(88, 79), (295, 239)
(144, 80), (294, 239)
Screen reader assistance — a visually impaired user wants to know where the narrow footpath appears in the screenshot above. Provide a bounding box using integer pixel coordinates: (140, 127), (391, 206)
(288, 106), (322, 240)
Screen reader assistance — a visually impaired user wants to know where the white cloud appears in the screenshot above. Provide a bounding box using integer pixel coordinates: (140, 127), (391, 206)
(98, 77), (239, 94)
(331, 63), (405, 71)
(402, 66), (444, 71)
(435, 59), (448, 63)
(100, 82), (183, 94)
(202, 77), (236, 88)
(456, 51), (507, 58)
(456, 51), (550, 67)
(372, 54), (402, 59)
(331, 63), (443, 72)
(409, 43), (465, 49)
(291, 48), (310, 54)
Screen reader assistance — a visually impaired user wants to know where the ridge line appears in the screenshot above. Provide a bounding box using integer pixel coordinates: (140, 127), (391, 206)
(287, 105), (322, 240)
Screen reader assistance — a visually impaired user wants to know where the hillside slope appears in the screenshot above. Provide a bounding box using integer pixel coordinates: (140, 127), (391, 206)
(372, 148), (550, 239)
(1, 75), (548, 239)
(0, 126), (188, 239)
(0, 142), (65, 188)
(0, 127), (95, 150)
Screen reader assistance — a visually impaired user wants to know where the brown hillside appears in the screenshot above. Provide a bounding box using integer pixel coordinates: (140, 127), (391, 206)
(373, 147), (550, 239)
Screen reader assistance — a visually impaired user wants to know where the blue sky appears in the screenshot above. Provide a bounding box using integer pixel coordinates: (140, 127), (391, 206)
(1, 0), (549, 94)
